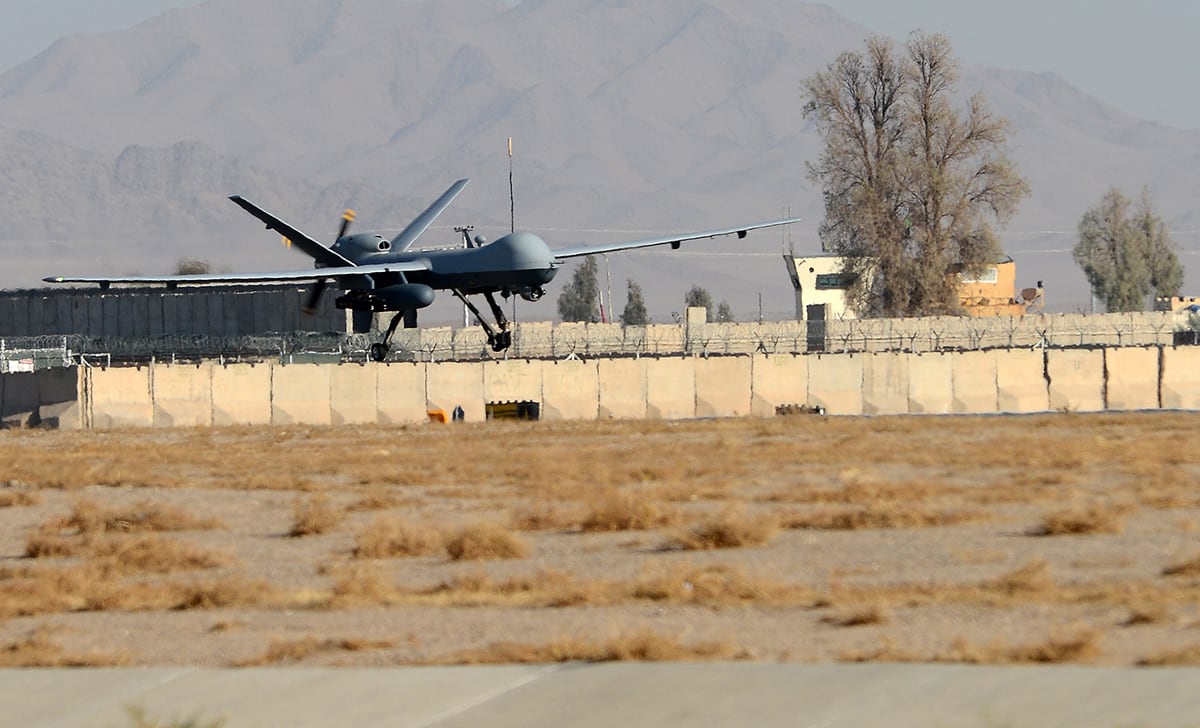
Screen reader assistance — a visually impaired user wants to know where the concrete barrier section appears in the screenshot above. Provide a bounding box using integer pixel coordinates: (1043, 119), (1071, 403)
(994, 349), (1048, 413)
(1046, 349), (1104, 412)
(1, 372), (36, 427)
(950, 350), (997, 414)
(646, 357), (696, 420)
(483, 360), (543, 405)
(862, 352), (910, 415)
(376, 363), (428, 424)
(426, 361), (484, 422)
(152, 362), (213, 427)
(807, 354), (864, 415)
(211, 363), (272, 426)
(694, 356), (752, 418)
(906, 353), (953, 414)
(1161, 347), (1200, 409)
(1105, 347), (1160, 411)
(749, 355), (808, 416)
(329, 363), (379, 426)
(89, 366), (154, 429)
(541, 360), (599, 421)
(35, 368), (83, 429)
(271, 364), (332, 426)
(598, 358), (648, 420)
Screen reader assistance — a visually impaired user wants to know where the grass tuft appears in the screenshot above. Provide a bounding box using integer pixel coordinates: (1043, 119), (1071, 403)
(445, 522), (531, 561)
(581, 491), (678, 532)
(287, 494), (342, 537)
(1028, 503), (1128, 536)
(352, 517), (444, 559)
(447, 630), (743, 664)
(664, 507), (778, 550)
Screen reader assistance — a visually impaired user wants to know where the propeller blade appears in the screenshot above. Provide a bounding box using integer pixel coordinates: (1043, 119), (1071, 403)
(338, 209), (356, 239)
(304, 279), (328, 315)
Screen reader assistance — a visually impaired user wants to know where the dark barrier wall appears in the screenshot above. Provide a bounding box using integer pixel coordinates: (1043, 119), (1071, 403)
(0, 286), (345, 337)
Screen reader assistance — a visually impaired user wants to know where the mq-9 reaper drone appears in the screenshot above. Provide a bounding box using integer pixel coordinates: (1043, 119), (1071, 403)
(47, 179), (800, 361)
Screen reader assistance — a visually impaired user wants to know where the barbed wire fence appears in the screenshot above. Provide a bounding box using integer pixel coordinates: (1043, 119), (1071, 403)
(0, 311), (1192, 370)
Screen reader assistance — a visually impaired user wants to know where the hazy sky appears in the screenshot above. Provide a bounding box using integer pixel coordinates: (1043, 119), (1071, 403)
(1, 0), (1196, 129)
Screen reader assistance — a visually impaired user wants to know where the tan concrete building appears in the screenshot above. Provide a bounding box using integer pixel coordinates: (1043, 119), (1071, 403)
(786, 255), (1042, 319)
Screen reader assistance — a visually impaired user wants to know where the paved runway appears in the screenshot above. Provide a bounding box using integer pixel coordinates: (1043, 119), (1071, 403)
(5, 663), (1200, 727)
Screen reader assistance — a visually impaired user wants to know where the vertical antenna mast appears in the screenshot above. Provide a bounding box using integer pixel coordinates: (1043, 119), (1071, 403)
(508, 137), (515, 233)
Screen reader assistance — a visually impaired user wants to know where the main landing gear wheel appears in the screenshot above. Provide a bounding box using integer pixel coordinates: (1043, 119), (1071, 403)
(369, 343), (389, 362)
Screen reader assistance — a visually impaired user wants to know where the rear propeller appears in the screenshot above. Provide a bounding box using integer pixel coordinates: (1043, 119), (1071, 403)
(303, 208), (356, 315)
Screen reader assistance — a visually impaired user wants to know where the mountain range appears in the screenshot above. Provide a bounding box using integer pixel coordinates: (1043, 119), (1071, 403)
(2, 0), (1199, 320)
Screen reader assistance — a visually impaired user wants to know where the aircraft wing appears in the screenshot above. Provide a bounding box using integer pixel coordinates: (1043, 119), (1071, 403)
(550, 217), (802, 260)
(228, 195), (357, 269)
(43, 261), (429, 288)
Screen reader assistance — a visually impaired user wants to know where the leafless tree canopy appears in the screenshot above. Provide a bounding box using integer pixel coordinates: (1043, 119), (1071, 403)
(803, 32), (1028, 317)
(1074, 187), (1183, 312)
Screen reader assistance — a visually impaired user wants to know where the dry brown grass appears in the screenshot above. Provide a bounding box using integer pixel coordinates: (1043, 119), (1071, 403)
(580, 491), (679, 532)
(947, 630), (1104, 665)
(1163, 553), (1200, 577)
(0, 627), (129, 667)
(820, 605), (891, 627)
(352, 516), (445, 558)
(234, 636), (394, 666)
(1138, 645), (1200, 666)
(0, 490), (39, 507)
(840, 629), (1103, 665)
(287, 494), (342, 537)
(1029, 502), (1129, 536)
(445, 522), (531, 561)
(88, 535), (230, 575)
(513, 500), (584, 532)
(55, 498), (221, 536)
(664, 507), (778, 550)
(782, 505), (985, 531)
(446, 630), (744, 664)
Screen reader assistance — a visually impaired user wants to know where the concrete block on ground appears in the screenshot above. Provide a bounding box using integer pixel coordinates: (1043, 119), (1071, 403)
(1046, 349), (1104, 412)
(426, 361), (484, 422)
(862, 352), (910, 415)
(1161, 347), (1200, 409)
(271, 364), (332, 425)
(152, 363), (213, 428)
(906, 353), (953, 415)
(483, 359), (543, 406)
(598, 358), (648, 420)
(951, 350), (997, 414)
(330, 363), (379, 425)
(695, 356), (752, 418)
(89, 366), (154, 429)
(376, 363), (427, 424)
(750, 355), (808, 416)
(211, 363), (271, 426)
(646, 357), (696, 420)
(1105, 347), (1160, 411)
(807, 353), (864, 415)
(541, 360), (599, 421)
(994, 349), (1048, 413)
(1, 372), (38, 427)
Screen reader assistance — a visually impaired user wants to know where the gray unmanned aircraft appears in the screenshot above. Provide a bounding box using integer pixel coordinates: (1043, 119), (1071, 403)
(46, 179), (800, 361)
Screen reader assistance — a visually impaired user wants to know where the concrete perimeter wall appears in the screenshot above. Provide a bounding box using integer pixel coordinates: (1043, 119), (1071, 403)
(4, 346), (1198, 429)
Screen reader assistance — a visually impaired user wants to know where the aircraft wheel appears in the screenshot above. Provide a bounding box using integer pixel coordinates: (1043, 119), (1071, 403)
(369, 343), (389, 362)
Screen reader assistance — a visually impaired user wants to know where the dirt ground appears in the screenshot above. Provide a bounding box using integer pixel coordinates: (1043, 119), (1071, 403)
(2, 412), (1200, 668)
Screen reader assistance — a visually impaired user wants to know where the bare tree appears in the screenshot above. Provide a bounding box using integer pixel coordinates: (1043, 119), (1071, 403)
(1074, 187), (1183, 312)
(556, 257), (600, 322)
(803, 32), (1028, 317)
(621, 279), (649, 326)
